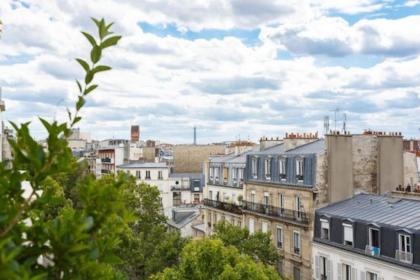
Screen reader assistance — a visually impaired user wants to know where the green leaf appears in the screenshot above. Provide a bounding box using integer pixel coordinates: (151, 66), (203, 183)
(66, 108), (72, 121)
(90, 46), (102, 64)
(85, 71), (94, 84)
(81, 31), (97, 47)
(92, 65), (111, 75)
(76, 80), (83, 93)
(99, 18), (106, 40)
(76, 58), (90, 72)
(84, 84), (98, 95)
(101, 36), (121, 49)
(76, 96), (85, 111)
(72, 116), (82, 125)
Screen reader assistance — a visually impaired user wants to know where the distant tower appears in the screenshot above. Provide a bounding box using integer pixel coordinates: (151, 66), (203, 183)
(193, 126), (197, 145)
(130, 125), (140, 143)
(342, 113), (347, 133)
(323, 116), (330, 135)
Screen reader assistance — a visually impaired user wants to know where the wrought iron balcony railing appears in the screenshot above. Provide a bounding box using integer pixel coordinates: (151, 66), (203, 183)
(242, 201), (309, 225)
(395, 250), (413, 264)
(203, 199), (242, 215)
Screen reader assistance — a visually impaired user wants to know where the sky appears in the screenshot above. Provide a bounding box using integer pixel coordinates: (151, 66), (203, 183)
(0, 0), (419, 144)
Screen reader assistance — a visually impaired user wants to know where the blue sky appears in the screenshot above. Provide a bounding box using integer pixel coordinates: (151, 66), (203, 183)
(0, 0), (419, 143)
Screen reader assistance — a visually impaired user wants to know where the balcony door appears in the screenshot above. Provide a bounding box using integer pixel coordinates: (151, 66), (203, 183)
(369, 228), (379, 248)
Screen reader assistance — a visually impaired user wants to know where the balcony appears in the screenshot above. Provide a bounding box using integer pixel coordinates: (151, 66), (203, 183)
(101, 157), (113, 164)
(171, 185), (191, 191)
(365, 245), (380, 257)
(396, 250), (413, 264)
(204, 199), (242, 215)
(242, 201), (309, 225)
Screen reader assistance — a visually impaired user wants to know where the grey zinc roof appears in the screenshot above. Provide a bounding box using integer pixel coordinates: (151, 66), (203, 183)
(209, 153), (236, 163)
(252, 143), (285, 155)
(317, 194), (420, 231)
(285, 139), (325, 154)
(169, 173), (202, 179)
(117, 162), (168, 169)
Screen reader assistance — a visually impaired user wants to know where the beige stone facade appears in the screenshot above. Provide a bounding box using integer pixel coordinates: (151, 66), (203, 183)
(173, 144), (225, 173)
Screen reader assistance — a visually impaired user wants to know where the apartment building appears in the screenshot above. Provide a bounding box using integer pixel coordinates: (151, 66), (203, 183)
(117, 162), (204, 219)
(97, 146), (125, 175)
(313, 194), (420, 280)
(243, 135), (322, 280)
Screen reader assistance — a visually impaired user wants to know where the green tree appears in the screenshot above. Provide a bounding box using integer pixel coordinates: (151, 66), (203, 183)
(116, 180), (187, 279)
(0, 18), (124, 279)
(151, 239), (281, 280)
(213, 221), (279, 265)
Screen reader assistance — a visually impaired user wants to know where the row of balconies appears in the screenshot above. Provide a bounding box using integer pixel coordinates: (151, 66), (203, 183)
(208, 176), (244, 188)
(204, 199), (309, 225)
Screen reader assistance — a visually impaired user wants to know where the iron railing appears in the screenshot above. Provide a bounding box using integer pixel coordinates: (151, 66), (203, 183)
(204, 199), (242, 215)
(395, 250), (413, 264)
(242, 201), (309, 225)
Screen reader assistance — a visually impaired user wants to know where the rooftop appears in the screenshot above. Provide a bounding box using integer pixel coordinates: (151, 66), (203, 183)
(317, 194), (420, 231)
(252, 143), (285, 155)
(169, 173), (203, 179)
(117, 162), (168, 169)
(285, 139), (325, 154)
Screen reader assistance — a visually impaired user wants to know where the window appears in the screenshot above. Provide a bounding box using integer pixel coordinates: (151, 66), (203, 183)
(295, 195), (303, 219)
(276, 227), (283, 248)
(366, 271), (378, 280)
(342, 264), (352, 280)
(209, 167), (214, 180)
(213, 213), (217, 224)
(320, 256), (328, 280)
(249, 218), (255, 234)
(262, 222), (268, 233)
(293, 266), (301, 280)
(293, 231), (301, 255)
(279, 158), (286, 179)
(223, 167), (228, 184)
(215, 167), (219, 183)
(232, 167), (237, 184)
(398, 233), (412, 263)
(343, 224), (353, 246)
(145, 170), (151, 179)
(264, 158), (271, 179)
(263, 193), (270, 214)
(278, 193), (284, 215)
(321, 219), (330, 240)
(193, 193), (200, 203)
(296, 158), (304, 181)
(158, 170), (163, 180)
(368, 228), (380, 256)
(209, 190), (213, 200)
(251, 157), (258, 178)
(173, 192), (181, 206)
(238, 168), (244, 185)
(135, 170), (141, 179)
(251, 192), (256, 210)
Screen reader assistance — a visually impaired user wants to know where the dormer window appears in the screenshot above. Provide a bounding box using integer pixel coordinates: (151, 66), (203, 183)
(397, 233), (412, 263)
(251, 157), (258, 179)
(367, 228), (380, 256)
(321, 219), (330, 240)
(209, 167), (214, 180)
(279, 158), (286, 180)
(296, 158), (304, 182)
(264, 158), (271, 180)
(343, 223), (353, 246)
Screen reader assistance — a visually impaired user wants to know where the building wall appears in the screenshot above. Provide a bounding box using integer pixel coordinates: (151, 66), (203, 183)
(352, 135), (378, 194)
(315, 152), (328, 206)
(313, 242), (420, 280)
(326, 135), (353, 203)
(173, 144), (225, 173)
(403, 152), (418, 186)
(206, 184), (243, 204)
(377, 136), (403, 194)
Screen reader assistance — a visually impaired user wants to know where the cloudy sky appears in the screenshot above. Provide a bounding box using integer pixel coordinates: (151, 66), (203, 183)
(0, 0), (419, 143)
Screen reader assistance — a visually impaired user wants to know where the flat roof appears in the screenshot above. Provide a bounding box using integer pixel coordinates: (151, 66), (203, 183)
(317, 194), (420, 231)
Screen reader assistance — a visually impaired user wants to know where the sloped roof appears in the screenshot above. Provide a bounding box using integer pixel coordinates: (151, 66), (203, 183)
(285, 139), (325, 155)
(117, 162), (168, 169)
(317, 194), (420, 231)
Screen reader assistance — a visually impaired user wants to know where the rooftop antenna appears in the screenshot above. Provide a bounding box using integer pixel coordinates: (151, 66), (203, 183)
(332, 107), (340, 131)
(323, 116), (330, 135)
(342, 113), (347, 133)
(193, 126), (197, 145)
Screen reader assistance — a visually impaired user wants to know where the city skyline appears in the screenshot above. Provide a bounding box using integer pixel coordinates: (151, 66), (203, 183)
(0, 0), (420, 143)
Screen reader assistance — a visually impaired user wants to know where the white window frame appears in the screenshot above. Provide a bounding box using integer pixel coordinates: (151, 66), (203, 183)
(366, 271), (378, 280)
(208, 190), (213, 200)
(262, 221), (268, 233)
(251, 157), (258, 178)
(293, 230), (301, 255)
(158, 170), (163, 180)
(265, 158), (271, 180)
(399, 233), (411, 254)
(343, 223), (353, 246)
(279, 157), (286, 179)
(279, 193), (284, 211)
(276, 226), (283, 248)
(249, 218), (255, 234)
(136, 170), (141, 179)
(369, 228), (380, 248)
(145, 170), (151, 180)
(321, 219), (330, 240)
(296, 158), (304, 176)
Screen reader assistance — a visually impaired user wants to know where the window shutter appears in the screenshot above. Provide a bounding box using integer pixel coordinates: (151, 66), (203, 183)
(315, 256), (320, 279)
(337, 263), (342, 280)
(351, 268), (357, 280)
(327, 259), (332, 280)
(360, 271), (365, 280)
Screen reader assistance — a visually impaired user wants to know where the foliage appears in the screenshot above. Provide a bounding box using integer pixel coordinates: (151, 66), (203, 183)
(151, 238), (281, 280)
(116, 181), (187, 279)
(213, 221), (279, 266)
(0, 18), (124, 279)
